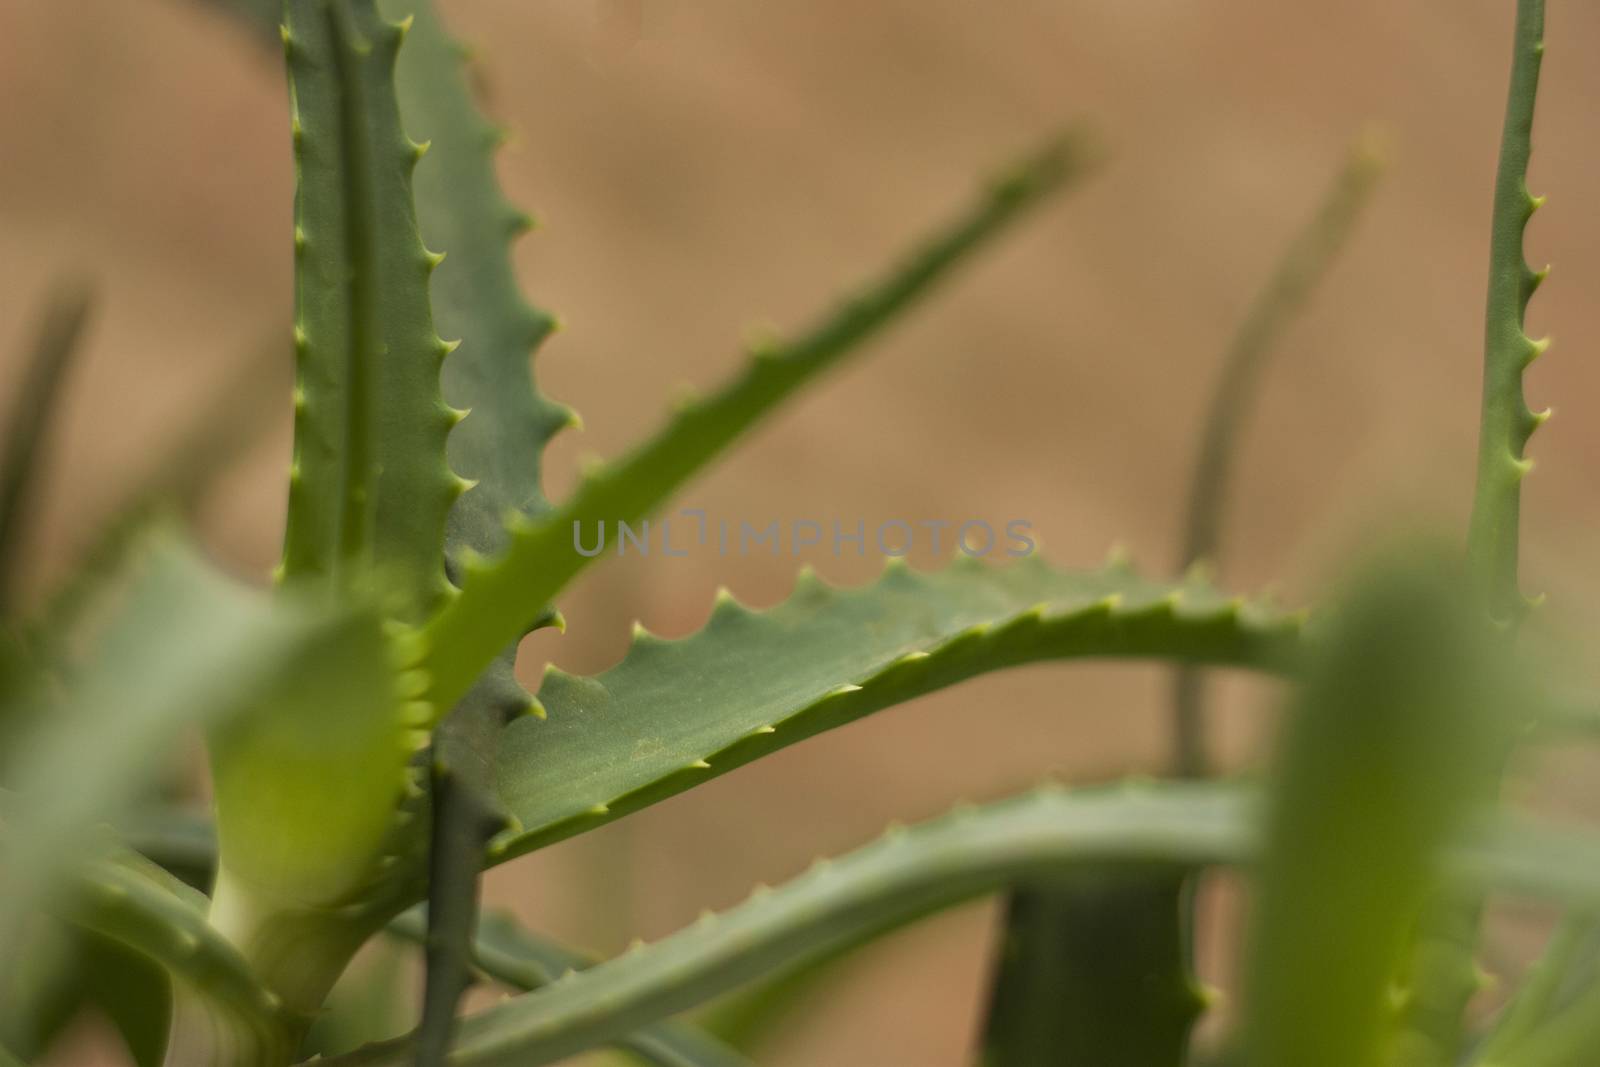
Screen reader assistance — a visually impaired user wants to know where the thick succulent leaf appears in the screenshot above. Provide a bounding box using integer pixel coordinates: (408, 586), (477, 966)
(0, 533), (381, 971)
(414, 133), (1098, 718)
(1465, 0), (1548, 621)
(377, 0), (572, 1056)
(1243, 552), (1509, 1067)
(979, 142), (1383, 1067)
(380, 0), (567, 554)
(279, 0), (460, 620)
(205, 591), (404, 915)
(63, 853), (300, 1066)
(0, 279), (92, 615)
(980, 873), (1201, 1067)
(315, 778), (1600, 1067)
(314, 782), (1256, 1067)
(1410, 2), (1549, 1059)
(489, 554), (1301, 862)
(389, 910), (753, 1067)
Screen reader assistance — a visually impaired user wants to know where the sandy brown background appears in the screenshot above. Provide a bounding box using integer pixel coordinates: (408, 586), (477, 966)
(5, 0), (1600, 1063)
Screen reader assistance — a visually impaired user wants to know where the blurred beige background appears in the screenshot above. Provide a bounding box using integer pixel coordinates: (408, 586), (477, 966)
(5, 0), (1600, 1063)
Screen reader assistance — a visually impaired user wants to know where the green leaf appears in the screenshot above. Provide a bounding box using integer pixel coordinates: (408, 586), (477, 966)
(1243, 550), (1509, 1067)
(204, 591), (406, 918)
(204, 598), (415, 1023)
(312, 782), (1256, 1067)
(389, 910), (754, 1067)
(60, 853), (299, 1066)
(0, 533), (380, 974)
(1466, 0), (1548, 622)
(1411, 2), (1549, 1059)
(375, 0), (574, 1057)
(490, 554), (1301, 863)
(279, 0), (461, 620)
(414, 132), (1100, 719)
(314, 775), (1600, 1067)
(979, 873), (1201, 1067)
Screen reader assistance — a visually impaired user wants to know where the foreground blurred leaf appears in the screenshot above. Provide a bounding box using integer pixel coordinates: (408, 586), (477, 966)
(1244, 549), (1509, 1067)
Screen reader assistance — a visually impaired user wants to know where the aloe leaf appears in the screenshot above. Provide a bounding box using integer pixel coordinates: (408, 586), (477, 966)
(374, 0), (574, 1057)
(414, 133), (1099, 718)
(60, 853), (300, 1066)
(312, 782), (1256, 1067)
(489, 554), (1301, 863)
(388, 910), (754, 1067)
(279, 0), (461, 620)
(1466, 0), (1547, 621)
(0, 279), (93, 616)
(1404, 4), (1549, 1060)
(1243, 550), (1509, 1067)
(979, 874), (1203, 1067)
(328, 785), (1600, 1067)
(204, 602), (412, 1021)
(0, 533), (377, 972)
(203, 594), (405, 896)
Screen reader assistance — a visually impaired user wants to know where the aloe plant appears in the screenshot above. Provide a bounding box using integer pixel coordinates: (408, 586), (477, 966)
(1, 0), (1595, 1065)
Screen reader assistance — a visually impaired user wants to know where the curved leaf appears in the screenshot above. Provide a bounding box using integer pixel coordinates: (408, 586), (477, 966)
(314, 779), (1600, 1067)
(490, 554), (1302, 862)
(60, 854), (299, 1066)
(415, 133), (1099, 717)
(314, 782), (1256, 1067)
